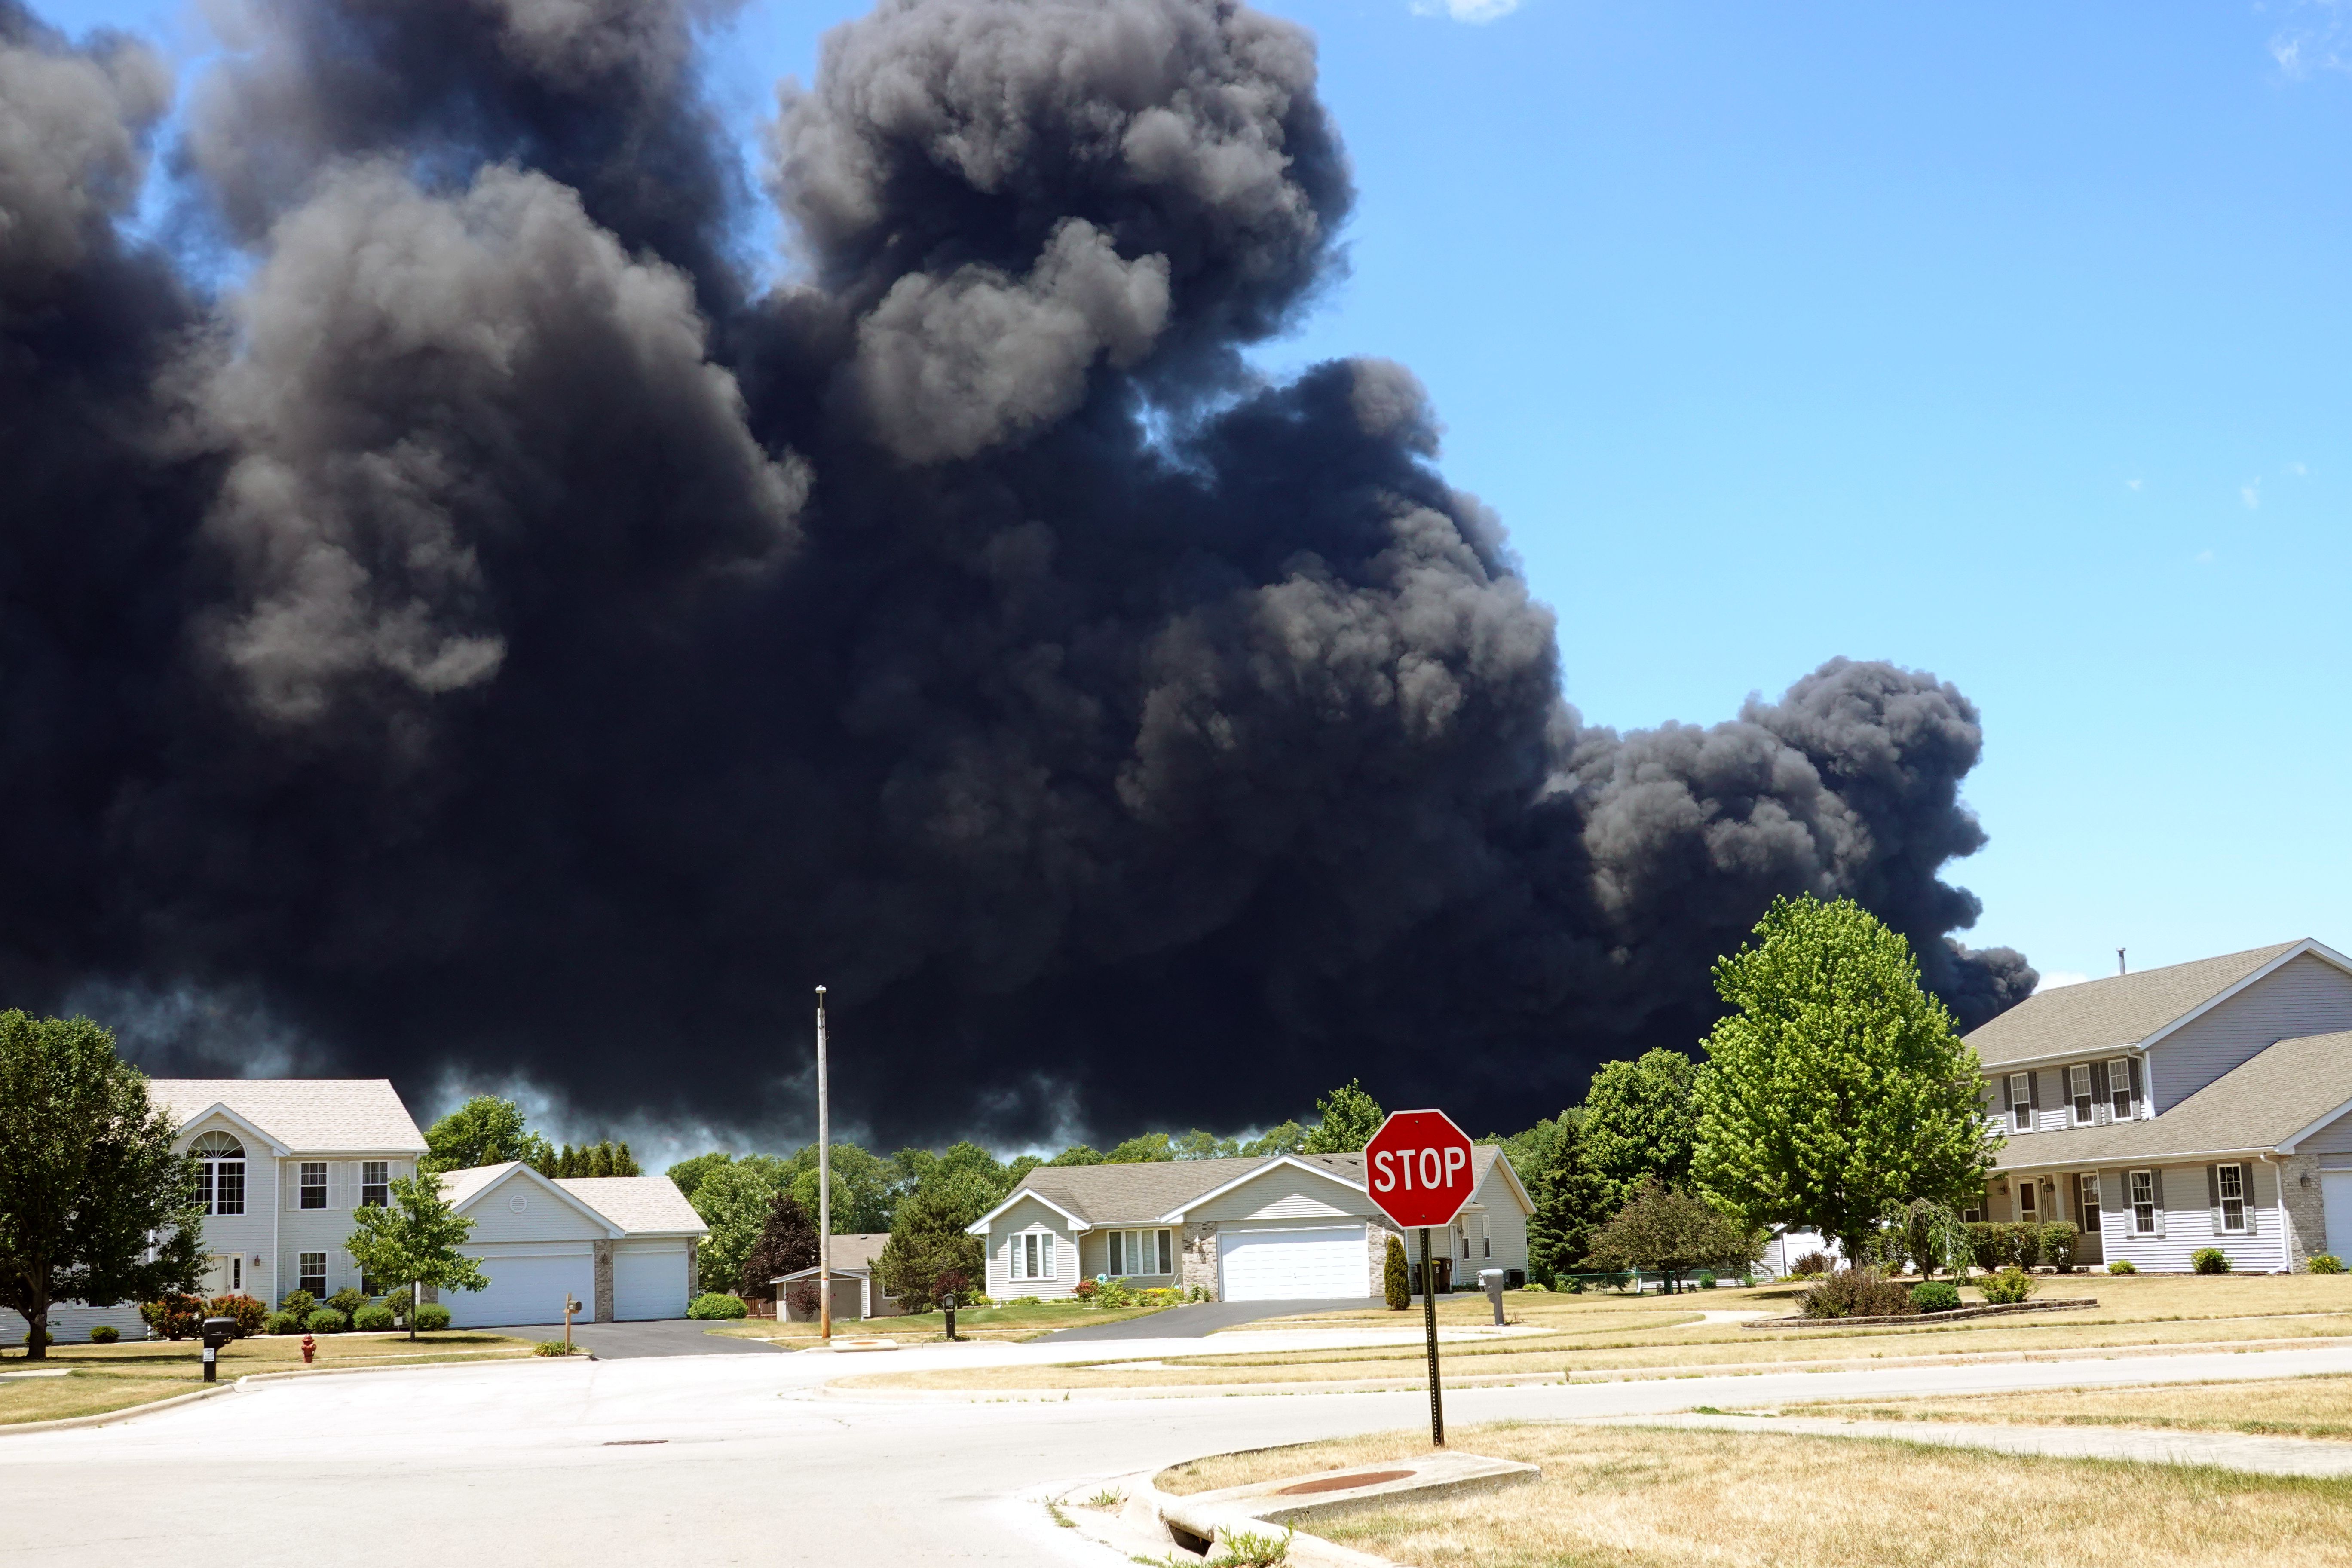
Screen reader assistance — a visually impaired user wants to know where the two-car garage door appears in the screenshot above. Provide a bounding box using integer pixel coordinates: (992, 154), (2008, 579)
(1218, 1225), (1367, 1301)
(449, 1247), (594, 1329)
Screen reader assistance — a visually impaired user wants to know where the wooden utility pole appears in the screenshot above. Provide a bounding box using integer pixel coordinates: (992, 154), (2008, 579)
(816, 985), (832, 1344)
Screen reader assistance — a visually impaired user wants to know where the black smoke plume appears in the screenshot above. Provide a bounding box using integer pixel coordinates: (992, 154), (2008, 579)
(0, 0), (2033, 1145)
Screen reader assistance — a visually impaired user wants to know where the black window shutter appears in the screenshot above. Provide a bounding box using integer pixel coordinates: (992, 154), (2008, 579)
(2028, 1072), (2042, 1114)
(2129, 1057), (2144, 1112)
(2091, 1060), (2110, 1120)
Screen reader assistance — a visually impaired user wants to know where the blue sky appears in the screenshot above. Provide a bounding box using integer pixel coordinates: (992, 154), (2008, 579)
(35, 0), (2352, 992)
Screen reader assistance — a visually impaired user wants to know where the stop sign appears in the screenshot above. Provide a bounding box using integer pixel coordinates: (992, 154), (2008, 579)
(1363, 1109), (1478, 1230)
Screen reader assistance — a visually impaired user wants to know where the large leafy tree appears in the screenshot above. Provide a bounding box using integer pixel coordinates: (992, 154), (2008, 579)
(422, 1096), (554, 1176)
(688, 1158), (787, 1296)
(343, 1173), (490, 1338)
(874, 1179), (986, 1312)
(1301, 1081), (1385, 1154)
(783, 1142), (898, 1234)
(1693, 894), (2002, 1262)
(741, 1191), (821, 1298)
(1581, 1178), (1759, 1293)
(1514, 1112), (1607, 1284)
(1580, 1050), (1699, 1210)
(0, 1014), (205, 1359)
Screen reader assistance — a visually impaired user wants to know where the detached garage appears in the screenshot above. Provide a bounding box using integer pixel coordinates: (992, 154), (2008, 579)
(439, 1164), (706, 1326)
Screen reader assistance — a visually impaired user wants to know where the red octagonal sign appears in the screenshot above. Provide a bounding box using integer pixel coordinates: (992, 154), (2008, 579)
(1363, 1109), (1477, 1231)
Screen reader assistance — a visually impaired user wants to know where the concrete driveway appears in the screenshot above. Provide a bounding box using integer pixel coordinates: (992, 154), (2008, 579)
(497, 1319), (787, 1360)
(11, 1332), (2352, 1566)
(1042, 1297), (1385, 1341)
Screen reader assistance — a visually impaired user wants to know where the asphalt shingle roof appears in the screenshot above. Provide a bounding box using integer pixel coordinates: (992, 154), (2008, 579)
(1963, 942), (2305, 1068)
(556, 1176), (706, 1235)
(771, 1233), (890, 1279)
(1001, 1146), (1508, 1225)
(1992, 1029), (2352, 1169)
(150, 1078), (426, 1153)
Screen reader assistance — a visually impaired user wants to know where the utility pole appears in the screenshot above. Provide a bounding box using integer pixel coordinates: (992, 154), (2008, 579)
(816, 985), (832, 1344)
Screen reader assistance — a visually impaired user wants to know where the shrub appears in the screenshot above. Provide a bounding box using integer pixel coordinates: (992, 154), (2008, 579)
(89, 1324), (120, 1344)
(352, 1305), (395, 1332)
(1798, 1268), (1916, 1319)
(277, 1289), (317, 1319)
(2040, 1222), (2079, 1271)
(140, 1293), (205, 1339)
(326, 1287), (367, 1317)
(205, 1294), (268, 1338)
(1384, 1234), (1411, 1311)
(1073, 1279), (1098, 1300)
(2107, 1259), (2138, 1275)
(2191, 1247), (2232, 1275)
(263, 1311), (303, 1336)
(414, 1304), (452, 1332)
(1094, 1280), (1133, 1309)
(2309, 1255), (2345, 1275)
(533, 1339), (578, 1356)
(1979, 1266), (2036, 1305)
(687, 1292), (748, 1320)
(1008, 1295), (1042, 1307)
(1910, 1280), (1962, 1314)
(306, 1307), (348, 1333)
(1792, 1251), (1831, 1277)
(1697, 1272), (1718, 1289)
(1563, 1277), (1585, 1294)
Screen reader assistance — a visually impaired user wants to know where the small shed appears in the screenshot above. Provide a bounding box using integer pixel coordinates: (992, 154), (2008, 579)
(771, 1232), (901, 1321)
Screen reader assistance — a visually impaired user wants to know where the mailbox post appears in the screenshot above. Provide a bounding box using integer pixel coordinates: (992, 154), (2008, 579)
(1479, 1268), (1506, 1328)
(199, 1316), (237, 1383)
(940, 1292), (959, 1343)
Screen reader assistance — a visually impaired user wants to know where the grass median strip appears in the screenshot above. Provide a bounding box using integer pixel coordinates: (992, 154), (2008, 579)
(1785, 1372), (2352, 1443)
(1155, 1420), (2352, 1567)
(704, 1298), (1179, 1344)
(0, 1332), (536, 1426)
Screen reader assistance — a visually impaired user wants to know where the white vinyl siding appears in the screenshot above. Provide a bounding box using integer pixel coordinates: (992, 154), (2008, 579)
(2102, 1162), (2287, 1273)
(1, 1302), (149, 1347)
(980, 1196), (1081, 1300)
(1189, 1165), (1367, 1224)
(2144, 953), (2352, 1112)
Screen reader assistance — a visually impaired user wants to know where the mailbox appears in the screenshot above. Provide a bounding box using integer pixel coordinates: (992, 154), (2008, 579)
(940, 1292), (959, 1342)
(199, 1315), (237, 1382)
(1477, 1269), (1506, 1328)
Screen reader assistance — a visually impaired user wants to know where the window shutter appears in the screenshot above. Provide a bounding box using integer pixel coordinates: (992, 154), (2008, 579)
(2151, 1168), (2166, 1237)
(2207, 1165), (2222, 1235)
(2027, 1072), (2042, 1116)
(2128, 1058), (2144, 1115)
(2091, 1061), (2110, 1122)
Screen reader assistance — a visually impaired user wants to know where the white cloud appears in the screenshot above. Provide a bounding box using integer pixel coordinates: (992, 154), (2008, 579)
(2242, 478), (2262, 509)
(2288, 460), (2309, 477)
(2272, 2), (2352, 78)
(2124, 478), (2143, 491)
(1411, 0), (1523, 21)
(2033, 971), (2092, 992)
(2195, 548), (2216, 565)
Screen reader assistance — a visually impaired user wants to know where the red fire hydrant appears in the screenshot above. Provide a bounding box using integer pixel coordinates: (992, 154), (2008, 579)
(300, 1334), (316, 1365)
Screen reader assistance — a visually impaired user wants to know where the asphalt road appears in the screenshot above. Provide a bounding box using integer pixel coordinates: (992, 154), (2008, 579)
(1041, 1297), (1385, 1341)
(10, 1335), (2352, 1566)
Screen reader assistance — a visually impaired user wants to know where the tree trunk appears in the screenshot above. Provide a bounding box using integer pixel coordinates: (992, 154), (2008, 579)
(24, 1294), (48, 1361)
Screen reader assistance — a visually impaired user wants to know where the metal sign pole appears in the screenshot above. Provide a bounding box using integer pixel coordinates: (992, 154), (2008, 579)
(816, 986), (832, 1344)
(1420, 1226), (1444, 1447)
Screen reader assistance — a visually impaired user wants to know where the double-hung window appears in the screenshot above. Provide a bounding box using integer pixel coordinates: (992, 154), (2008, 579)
(299, 1252), (328, 1297)
(2070, 1065), (2094, 1126)
(2129, 1170), (2157, 1235)
(1013, 1231), (1057, 1282)
(193, 1131), (245, 1216)
(2009, 1074), (2033, 1133)
(2078, 1173), (2101, 1227)
(2218, 1164), (2248, 1233)
(2108, 1058), (2134, 1120)
(299, 1161), (328, 1209)
(1107, 1228), (1173, 1276)
(360, 1161), (390, 1208)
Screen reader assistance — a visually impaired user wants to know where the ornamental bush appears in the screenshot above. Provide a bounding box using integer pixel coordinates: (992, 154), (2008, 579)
(2191, 1247), (2232, 1275)
(2310, 1255), (2346, 1275)
(352, 1305), (395, 1332)
(533, 1339), (578, 1356)
(139, 1293), (205, 1339)
(326, 1287), (367, 1317)
(1910, 1280), (1962, 1314)
(686, 1292), (748, 1320)
(263, 1311), (302, 1335)
(2107, 1259), (2138, 1275)
(1792, 1251), (1831, 1277)
(1979, 1266), (2036, 1305)
(277, 1289), (317, 1318)
(1384, 1234), (1411, 1311)
(413, 1304), (452, 1332)
(1798, 1268), (1916, 1319)
(306, 1307), (348, 1333)
(89, 1324), (120, 1343)
(205, 1294), (267, 1337)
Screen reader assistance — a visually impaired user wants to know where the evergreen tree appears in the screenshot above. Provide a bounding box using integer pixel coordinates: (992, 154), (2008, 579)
(1301, 1080), (1385, 1154)
(1693, 894), (2002, 1263)
(589, 1142), (614, 1178)
(1581, 1050), (1699, 1210)
(1519, 1113), (1606, 1284)
(1382, 1233), (1411, 1310)
(741, 1191), (820, 1298)
(874, 1179), (985, 1312)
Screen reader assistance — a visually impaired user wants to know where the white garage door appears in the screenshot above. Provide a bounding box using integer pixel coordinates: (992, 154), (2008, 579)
(1219, 1225), (1366, 1302)
(612, 1242), (689, 1321)
(450, 1248), (594, 1328)
(2324, 1170), (2352, 1263)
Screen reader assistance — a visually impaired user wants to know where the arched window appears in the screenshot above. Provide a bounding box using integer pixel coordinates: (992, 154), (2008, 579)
(193, 1131), (246, 1217)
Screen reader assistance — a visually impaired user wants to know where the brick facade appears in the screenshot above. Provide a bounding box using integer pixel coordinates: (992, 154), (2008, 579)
(1179, 1222), (1219, 1298)
(2278, 1155), (2330, 1271)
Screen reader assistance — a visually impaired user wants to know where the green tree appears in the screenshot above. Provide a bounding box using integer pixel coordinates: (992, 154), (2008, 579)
(1172, 1130), (1241, 1160)
(343, 1172), (490, 1339)
(1382, 1233), (1411, 1310)
(1581, 1178), (1759, 1293)
(783, 1142), (899, 1234)
(1581, 1050), (1699, 1210)
(1103, 1133), (1174, 1163)
(1046, 1145), (1105, 1166)
(1515, 1112), (1606, 1284)
(0, 1014), (203, 1360)
(1692, 894), (2002, 1262)
(740, 1191), (821, 1298)
(1301, 1081), (1385, 1154)
(1240, 1121), (1309, 1157)
(688, 1158), (786, 1295)
(874, 1179), (986, 1312)
(422, 1096), (554, 1176)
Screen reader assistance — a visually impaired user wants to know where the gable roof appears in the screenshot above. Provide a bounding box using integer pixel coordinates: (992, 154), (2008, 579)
(171, 1101), (293, 1158)
(1992, 1028), (2352, 1169)
(556, 1176), (706, 1237)
(1963, 942), (2320, 1069)
(771, 1233), (890, 1280)
(439, 1161), (624, 1236)
(968, 1146), (1528, 1233)
(149, 1078), (426, 1153)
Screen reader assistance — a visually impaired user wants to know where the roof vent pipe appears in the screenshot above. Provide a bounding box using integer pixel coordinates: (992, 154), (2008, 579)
(2117, 947), (2127, 976)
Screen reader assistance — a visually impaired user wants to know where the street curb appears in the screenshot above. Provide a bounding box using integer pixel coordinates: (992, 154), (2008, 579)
(0, 1380), (236, 1437)
(819, 1370), (1569, 1403)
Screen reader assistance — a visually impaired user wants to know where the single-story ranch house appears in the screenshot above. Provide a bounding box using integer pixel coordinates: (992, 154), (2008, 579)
(3, 1079), (704, 1345)
(772, 1232), (903, 1322)
(965, 1148), (1532, 1303)
(1968, 938), (2352, 1273)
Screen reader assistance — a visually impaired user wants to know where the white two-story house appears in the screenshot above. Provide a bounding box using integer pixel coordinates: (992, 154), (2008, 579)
(1965, 939), (2352, 1274)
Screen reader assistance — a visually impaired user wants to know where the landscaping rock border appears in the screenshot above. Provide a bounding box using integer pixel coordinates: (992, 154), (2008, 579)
(1743, 1298), (2099, 1329)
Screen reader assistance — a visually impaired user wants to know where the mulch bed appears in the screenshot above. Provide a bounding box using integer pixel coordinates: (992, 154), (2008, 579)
(1743, 1298), (2100, 1329)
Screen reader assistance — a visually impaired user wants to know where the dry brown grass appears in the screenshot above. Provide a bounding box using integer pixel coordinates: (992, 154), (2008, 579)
(0, 1373), (198, 1425)
(1788, 1372), (2352, 1442)
(0, 1332), (535, 1425)
(1155, 1421), (2352, 1567)
(1249, 1286), (1779, 1332)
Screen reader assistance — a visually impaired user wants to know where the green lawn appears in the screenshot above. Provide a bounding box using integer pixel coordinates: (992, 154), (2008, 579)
(0, 1330), (536, 1425)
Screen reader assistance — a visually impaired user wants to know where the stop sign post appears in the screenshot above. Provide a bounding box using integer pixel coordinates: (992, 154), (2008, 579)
(1364, 1109), (1479, 1446)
